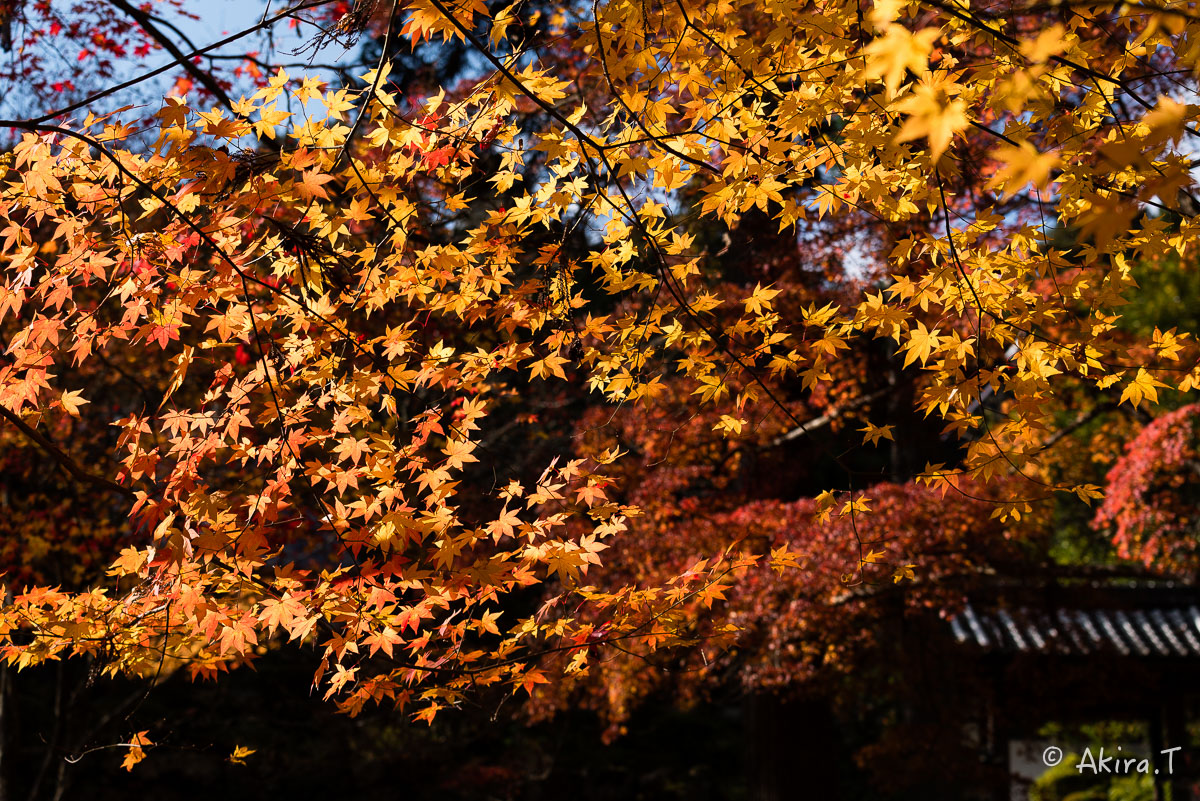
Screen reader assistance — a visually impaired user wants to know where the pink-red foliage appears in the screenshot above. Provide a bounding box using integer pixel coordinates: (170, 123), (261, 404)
(1095, 403), (1200, 569)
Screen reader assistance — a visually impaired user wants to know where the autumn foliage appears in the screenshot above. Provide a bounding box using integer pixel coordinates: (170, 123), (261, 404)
(1096, 402), (1200, 570)
(0, 0), (1198, 772)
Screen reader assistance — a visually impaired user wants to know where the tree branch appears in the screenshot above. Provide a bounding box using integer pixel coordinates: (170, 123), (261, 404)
(107, 0), (233, 111)
(18, 0), (339, 127)
(0, 406), (134, 498)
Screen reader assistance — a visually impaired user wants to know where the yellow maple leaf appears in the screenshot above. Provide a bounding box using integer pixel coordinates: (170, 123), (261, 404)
(988, 141), (1059, 199)
(229, 745), (257, 765)
(859, 422), (895, 446)
(893, 79), (969, 160)
(1020, 23), (1066, 64)
(253, 104), (290, 140)
(868, 0), (904, 30)
(863, 26), (939, 98)
(1119, 368), (1169, 409)
(1143, 95), (1193, 145)
(902, 321), (942, 367)
(744, 283), (781, 315)
(713, 414), (747, 436)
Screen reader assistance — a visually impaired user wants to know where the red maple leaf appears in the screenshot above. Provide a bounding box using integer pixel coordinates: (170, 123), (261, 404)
(424, 146), (455, 169)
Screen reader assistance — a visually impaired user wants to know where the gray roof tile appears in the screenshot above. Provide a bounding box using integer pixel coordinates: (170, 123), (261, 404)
(948, 602), (1200, 656)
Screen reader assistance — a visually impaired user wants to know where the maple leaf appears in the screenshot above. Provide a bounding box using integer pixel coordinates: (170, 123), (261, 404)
(529, 352), (569, 380)
(863, 26), (939, 98)
(487, 506), (522, 542)
(424, 146), (456, 169)
(1152, 327), (1185, 361)
(1143, 95), (1194, 145)
(743, 283), (781, 315)
(988, 141), (1060, 199)
(1119, 369), (1170, 410)
(414, 703), (441, 725)
(294, 169), (334, 201)
(1019, 23), (1066, 63)
(364, 626), (402, 658)
(902, 322), (942, 368)
(442, 437), (479, 470)
(59, 389), (89, 417)
(893, 79), (969, 160)
(260, 595), (305, 636)
(121, 732), (152, 771)
(108, 547), (147, 577)
(712, 414), (746, 436)
(228, 745), (257, 765)
(575, 480), (609, 508)
(254, 104), (290, 139)
(859, 422), (895, 446)
(517, 669), (550, 696)
(334, 437), (370, 466)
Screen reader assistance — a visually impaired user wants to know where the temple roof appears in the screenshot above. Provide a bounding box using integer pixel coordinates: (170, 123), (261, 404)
(949, 602), (1200, 657)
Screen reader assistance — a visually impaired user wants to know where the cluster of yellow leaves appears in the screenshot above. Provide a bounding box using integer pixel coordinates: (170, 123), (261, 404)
(0, 0), (1198, 734)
